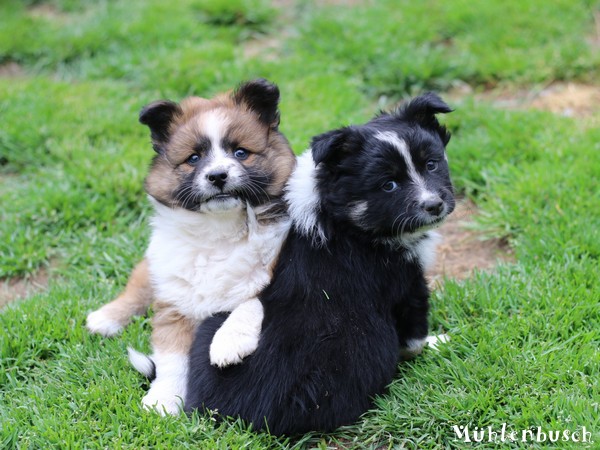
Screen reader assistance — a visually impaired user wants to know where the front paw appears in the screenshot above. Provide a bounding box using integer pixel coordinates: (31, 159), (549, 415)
(426, 333), (450, 350)
(86, 308), (124, 337)
(209, 329), (259, 368)
(141, 384), (184, 416)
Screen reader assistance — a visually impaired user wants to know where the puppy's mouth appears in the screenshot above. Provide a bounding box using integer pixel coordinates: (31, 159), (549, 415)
(198, 191), (244, 213)
(415, 209), (452, 232)
(205, 193), (239, 203)
(393, 211), (450, 236)
(424, 215), (446, 227)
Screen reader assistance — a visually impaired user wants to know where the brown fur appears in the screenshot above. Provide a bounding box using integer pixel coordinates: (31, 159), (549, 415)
(87, 259), (153, 332)
(151, 301), (196, 354)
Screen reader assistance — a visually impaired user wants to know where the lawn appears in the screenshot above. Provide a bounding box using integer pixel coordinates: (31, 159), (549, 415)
(1, 0), (599, 448)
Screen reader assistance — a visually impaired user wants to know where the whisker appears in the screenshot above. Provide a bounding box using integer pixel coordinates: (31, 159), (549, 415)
(391, 213), (404, 236)
(240, 179), (271, 203)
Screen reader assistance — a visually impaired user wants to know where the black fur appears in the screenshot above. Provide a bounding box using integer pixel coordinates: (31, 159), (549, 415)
(139, 100), (182, 152)
(185, 93), (455, 435)
(233, 78), (281, 129)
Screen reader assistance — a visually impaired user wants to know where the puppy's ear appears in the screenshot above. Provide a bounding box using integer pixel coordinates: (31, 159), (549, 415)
(396, 92), (452, 145)
(233, 79), (281, 129)
(311, 126), (362, 166)
(139, 101), (182, 153)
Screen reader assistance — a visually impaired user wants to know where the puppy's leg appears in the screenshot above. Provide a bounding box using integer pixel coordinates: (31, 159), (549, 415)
(395, 285), (450, 359)
(86, 259), (153, 336)
(399, 336), (429, 360)
(142, 302), (195, 415)
(395, 280), (431, 360)
(209, 298), (263, 368)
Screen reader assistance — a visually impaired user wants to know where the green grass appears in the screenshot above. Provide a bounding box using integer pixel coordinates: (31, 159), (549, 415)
(1, 0), (599, 448)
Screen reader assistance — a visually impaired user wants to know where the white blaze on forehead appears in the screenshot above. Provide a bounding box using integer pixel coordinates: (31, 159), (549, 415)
(374, 131), (437, 202)
(200, 110), (229, 158)
(375, 131), (422, 186)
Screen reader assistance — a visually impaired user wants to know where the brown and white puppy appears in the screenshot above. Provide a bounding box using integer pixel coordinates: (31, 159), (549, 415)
(86, 79), (296, 414)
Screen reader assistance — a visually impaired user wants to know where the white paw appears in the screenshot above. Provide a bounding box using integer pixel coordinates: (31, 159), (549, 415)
(399, 336), (428, 359)
(426, 333), (450, 350)
(141, 384), (184, 416)
(86, 309), (123, 336)
(210, 329), (259, 368)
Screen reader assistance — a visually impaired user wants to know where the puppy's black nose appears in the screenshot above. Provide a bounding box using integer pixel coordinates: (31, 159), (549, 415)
(421, 198), (444, 216)
(206, 170), (228, 189)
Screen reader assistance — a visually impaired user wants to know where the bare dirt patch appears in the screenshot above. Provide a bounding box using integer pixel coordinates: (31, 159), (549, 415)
(243, 0), (371, 60)
(428, 199), (514, 284)
(242, 1), (296, 60)
(449, 82), (600, 118)
(28, 3), (70, 21)
(436, 81), (597, 280)
(527, 83), (600, 117)
(0, 268), (51, 309)
(0, 61), (25, 78)
(243, 34), (289, 61)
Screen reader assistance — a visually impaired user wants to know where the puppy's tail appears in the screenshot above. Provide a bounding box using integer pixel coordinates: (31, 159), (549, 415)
(127, 347), (156, 380)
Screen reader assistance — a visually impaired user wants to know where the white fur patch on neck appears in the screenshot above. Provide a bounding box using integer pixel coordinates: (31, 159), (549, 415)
(404, 231), (440, 271)
(284, 151), (326, 245)
(412, 230), (440, 271)
(378, 230), (440, 271)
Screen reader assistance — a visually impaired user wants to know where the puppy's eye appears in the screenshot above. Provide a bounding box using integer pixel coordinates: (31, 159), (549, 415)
(426, 160), (438, 171)
(234, 148), (249, 160)
(186, 154), (200, 165)
(382, 181), (398, 192)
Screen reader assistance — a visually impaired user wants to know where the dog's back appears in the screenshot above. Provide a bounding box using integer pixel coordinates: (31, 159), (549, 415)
(188, 230), (425, 434)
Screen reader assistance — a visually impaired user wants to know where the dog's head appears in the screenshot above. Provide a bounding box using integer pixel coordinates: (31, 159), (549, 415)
(289, 93), (454, 244)
(141, 79), (295, 214)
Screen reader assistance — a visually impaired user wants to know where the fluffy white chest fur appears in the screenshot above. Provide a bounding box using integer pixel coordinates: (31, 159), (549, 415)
(146, 199), (290, 321)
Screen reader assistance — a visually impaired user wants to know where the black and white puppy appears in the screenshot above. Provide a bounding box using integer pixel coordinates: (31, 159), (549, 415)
(185, 93), (455, 435)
